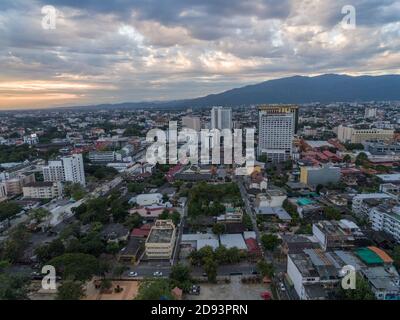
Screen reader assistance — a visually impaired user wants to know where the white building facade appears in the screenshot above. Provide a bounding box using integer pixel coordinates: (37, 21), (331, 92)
(258, 105), (298, 163)
(43, 154), (86, 186)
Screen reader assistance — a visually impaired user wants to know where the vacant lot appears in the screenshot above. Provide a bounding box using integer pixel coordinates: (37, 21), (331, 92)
(84, 280), (139, 300)
(186, 276), (269, 300)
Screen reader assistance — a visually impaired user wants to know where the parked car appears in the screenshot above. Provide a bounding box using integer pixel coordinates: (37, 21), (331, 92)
(128, 271), (138, 277)
(153, 271), (163, 277)
(188, 285), (200, 295)
(260, 291), (272, 300)
(280, 283), (286, 291)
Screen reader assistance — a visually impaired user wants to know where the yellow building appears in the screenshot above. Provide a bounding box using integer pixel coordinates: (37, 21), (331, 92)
(145, 220), (176, 260)
(23, 181), (63, 199)
(337, 125), (394, 143)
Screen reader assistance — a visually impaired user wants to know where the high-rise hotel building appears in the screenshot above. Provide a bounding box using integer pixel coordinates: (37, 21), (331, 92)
(258, 105), (299, 163)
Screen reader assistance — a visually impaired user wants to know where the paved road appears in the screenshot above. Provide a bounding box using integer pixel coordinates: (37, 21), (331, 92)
(191, 263), (258, 277)
(124, 263), (172, 278)
(236, 178), (266, 257)
(236, 176), (294, 301)
(171, 204), (187, 265)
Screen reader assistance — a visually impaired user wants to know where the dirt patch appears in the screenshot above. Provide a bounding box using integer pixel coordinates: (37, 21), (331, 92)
(84, 280), (139, 300)
(186, 276), (270, 300)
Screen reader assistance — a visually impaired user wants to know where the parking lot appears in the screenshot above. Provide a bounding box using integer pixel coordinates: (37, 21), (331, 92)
(186, 276), (270, 300)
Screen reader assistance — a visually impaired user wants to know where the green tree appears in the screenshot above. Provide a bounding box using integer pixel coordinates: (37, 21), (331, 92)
(257, 260), (274, 278)
(0, 260), (10, 272)
(227, 247), (243, 264)
(392, 246), (400, 270)
(100, 278), (112, 291)
(57, 280), (85, 300)
(188, 250), (202, 266)
(260, 233), (280, 251)
(0, 273), (28, 300)
(170, 211), (181, 226)
(212, 223), (226, 235)
(355, 152), (368, 166)
(0, 201), (22, 222)
(64, 182), (87, 200)
(242, 213), (253, 230)
(30, 208), (51, 224)
(1, 225), (31, 263)
(124, 213), (143, 229)
(203, 257), (217, 283)
(258, 154), (268, 162)
(169, 264), (192, 291)
(214, 246), (229, 264)
(105, 242), (120, 255)
(343, 154), (352, 163)
(35, 239), (65, 263)
(49, 253), (100, 281)
(127, 182), (145, 194)
(162, 194), (169, 203)
(338, 275), (376, 300)
(324, 206), (341, 220)
(136, 279), (173, 300)
(112, 264), (128, 279)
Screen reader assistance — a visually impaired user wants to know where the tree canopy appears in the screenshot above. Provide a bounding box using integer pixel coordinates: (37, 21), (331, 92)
(49, 253), (100, 281)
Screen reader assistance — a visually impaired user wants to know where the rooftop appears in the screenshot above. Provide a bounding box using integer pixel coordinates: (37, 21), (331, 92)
(147, 228), (174, 244)
(356, 247), (384, 265)
(297, 198), (314, 206)
(147, 220), (175, 244)
(361, 266), (400, 292)
(377, 173), (400, 182)
(24, 181), (55, 187)
(304, 140), (334, 149)
(219, 234), (247, 250)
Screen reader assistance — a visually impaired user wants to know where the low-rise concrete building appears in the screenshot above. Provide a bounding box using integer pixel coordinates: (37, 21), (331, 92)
(145, 220), (176, 260)
(22, 181), (63, 199)
(300, 165), (341, 186)
(133, 193), (163, 206)
(219, 234), (247, 250)
(312, 220), (368, 251)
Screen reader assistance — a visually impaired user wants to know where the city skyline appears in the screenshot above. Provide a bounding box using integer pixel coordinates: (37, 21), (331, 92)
(1, 0), (400, 109)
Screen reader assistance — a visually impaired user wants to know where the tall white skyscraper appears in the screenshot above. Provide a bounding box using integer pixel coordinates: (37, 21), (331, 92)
(211, 106), (232, 130)
(43, 153), (86, 186)
(182, 116), (201, 132)
(258, 105), (298, 163)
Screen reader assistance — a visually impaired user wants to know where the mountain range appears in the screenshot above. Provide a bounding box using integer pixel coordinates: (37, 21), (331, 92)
(66, 74), (400, 110)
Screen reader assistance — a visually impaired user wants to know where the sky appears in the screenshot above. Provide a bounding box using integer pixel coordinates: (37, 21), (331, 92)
(0, 0), (399, 110)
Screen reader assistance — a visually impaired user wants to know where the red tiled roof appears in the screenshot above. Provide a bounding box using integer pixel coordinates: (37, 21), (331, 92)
(141, 223), (153, 230)
(131, 228), (150, 238)
(316, 152), (329, 161)
(245, 238), (260, 253)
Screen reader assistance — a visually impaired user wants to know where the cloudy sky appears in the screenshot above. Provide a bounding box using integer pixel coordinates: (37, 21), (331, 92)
(0, 0), (399, 110)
